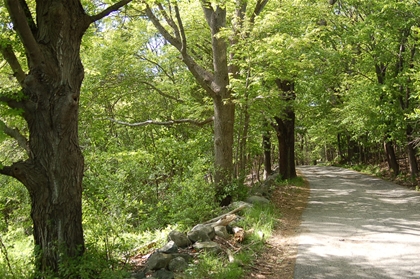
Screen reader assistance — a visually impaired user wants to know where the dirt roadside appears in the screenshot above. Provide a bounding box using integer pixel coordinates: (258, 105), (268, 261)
(243, 175), (310, 279)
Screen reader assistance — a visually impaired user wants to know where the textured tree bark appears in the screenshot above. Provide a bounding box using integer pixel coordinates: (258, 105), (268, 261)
(213, 95), (235, 206)
(1, 0), (131, 275)
(274, 112), (297, 180)
(384, 139), (400, 176)
(2, 1), (90, 273)
(273, 80), (297, 180)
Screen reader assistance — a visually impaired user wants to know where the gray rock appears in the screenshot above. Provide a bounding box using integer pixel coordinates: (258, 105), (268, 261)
(187, 229), (210, 243)
(229, 201), (252, 210)
(168, 256), (188, 272)
(170, 252), (192, 262)
(146, 252), (173, 271)
(127, 271), (146, 279)
(153, 269), (174, 279)
(158, 241), (178, 254)
(214, 225), (230, 239)
(167, 230), (191, 248)
(245, 195), (270, 204)
(190, 223), (215, 240)
(193, 241), (222, 253)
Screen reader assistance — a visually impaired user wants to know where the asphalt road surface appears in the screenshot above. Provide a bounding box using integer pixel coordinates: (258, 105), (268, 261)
(294, 166), (420, 279)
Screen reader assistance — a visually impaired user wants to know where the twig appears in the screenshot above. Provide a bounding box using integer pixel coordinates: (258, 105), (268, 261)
(0, 235), (15, 279)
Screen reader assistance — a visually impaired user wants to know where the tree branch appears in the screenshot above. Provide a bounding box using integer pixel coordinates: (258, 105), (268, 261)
(108, 117), (214, 127)
(0, 165), (13, 177)
(0, 44), (26, 86)
(139, 81), (184, 103)
(90, 0), (133, 23)
(0, 160), (40, 194)
(157, 3), (181, 41)
(0, 94), (25, 110)
(18, 0), (37, 34)
(134, 54), (176, 83)
(250, 0), (269, 24)
(5, 0), (43, 67)
(144, 3), (182, 49)
(174, 5), (187, 54)
(0, 120), (30, 156)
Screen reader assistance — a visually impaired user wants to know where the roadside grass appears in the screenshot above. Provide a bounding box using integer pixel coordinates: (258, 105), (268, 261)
(181, 202), (278, 279)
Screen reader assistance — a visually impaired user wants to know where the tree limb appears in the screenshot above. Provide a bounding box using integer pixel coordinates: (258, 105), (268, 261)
(90, 0), (133, 23)
(0, 160), (40, 193)
(250, 0), (269, 24)
(0, 94), (25, 110)
(139, 81), (184, 103)
(144, 3), (182, 49)
(0, 120), (30, 156)
(108, 117), (214, 127)
(4, 0), (43, 67)
(0, 165), (14, 177)
(134, 54), (176, 83)
(157, 3), (181, 41)
(18, 0), (37, 34)
(174, 5), (187, 54)
(0, 44), (26, 86)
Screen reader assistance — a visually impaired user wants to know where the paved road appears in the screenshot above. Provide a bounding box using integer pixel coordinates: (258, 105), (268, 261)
(294, 166), (420, 279)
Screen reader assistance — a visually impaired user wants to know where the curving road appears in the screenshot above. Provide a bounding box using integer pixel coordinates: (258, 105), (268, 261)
(294, 166), (420, 279)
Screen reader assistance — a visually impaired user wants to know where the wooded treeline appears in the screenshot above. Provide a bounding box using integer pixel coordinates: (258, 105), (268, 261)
(1, 0), (420, 277)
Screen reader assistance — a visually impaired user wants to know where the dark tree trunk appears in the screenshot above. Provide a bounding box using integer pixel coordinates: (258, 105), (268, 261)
(1, 0), (131, 275)
(274, 113), (296, 180)
(384, 139), (400, 176)
(272, 79), (297, 180)
(3, 1), (90, 273)
(262, 127), (272, 179)
(337, 133), (343, 163)
(406, 125), (418, 179)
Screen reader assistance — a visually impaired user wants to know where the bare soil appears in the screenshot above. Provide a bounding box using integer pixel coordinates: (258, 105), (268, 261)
(243, 176), (310, 279)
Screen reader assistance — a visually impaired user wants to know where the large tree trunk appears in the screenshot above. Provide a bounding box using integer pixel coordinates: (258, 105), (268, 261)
(28, 86), (85, 273)
(1, 0), (131, 275)
(2, 1), (89, 273)
(274, 113), (296, 179)
(213, 95), (235, 206)
(384, 139), (400, 176)
(273, 80), (297, 180)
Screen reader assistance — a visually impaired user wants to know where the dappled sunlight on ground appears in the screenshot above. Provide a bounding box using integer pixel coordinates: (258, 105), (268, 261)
(295, 166), (420, 279)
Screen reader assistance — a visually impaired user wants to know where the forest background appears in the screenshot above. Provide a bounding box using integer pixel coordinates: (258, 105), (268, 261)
(1, 0), (420, 278)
